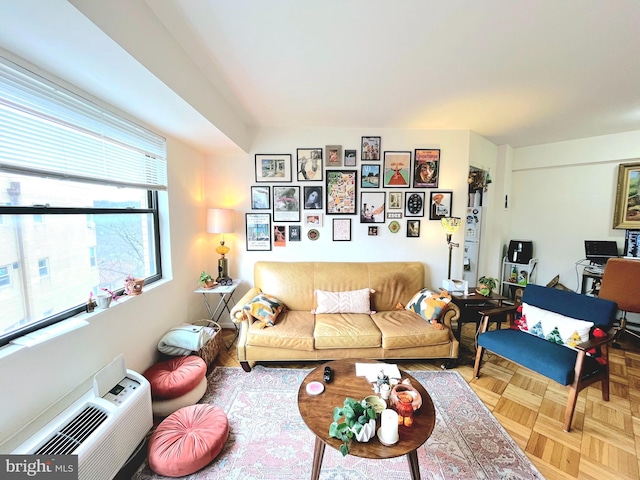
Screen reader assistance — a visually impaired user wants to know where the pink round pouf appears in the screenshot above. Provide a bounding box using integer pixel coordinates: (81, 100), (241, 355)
(147, 404), (229, 477)
(143, 356), (207, 399)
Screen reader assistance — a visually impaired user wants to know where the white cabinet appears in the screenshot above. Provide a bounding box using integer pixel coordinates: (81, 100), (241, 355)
(500, 257), (537, 299)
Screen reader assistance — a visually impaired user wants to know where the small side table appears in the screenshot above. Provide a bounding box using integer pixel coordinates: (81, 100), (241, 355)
(194, 279), (241, 349)
(450, 289), (510, 341)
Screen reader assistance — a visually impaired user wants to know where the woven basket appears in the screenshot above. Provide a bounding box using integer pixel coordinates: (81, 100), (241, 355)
(192, 319), (222, 371)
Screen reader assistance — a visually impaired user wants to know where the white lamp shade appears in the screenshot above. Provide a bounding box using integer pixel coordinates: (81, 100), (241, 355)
(207, 208), (234, 234)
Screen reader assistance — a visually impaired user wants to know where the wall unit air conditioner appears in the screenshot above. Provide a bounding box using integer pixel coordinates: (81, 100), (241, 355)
(12, 355), (152, 480)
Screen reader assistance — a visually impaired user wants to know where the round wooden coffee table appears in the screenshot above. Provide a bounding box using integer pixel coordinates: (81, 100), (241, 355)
(297, 359), (435, 480)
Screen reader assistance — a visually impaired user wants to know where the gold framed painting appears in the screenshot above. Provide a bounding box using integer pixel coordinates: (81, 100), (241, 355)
(613, 162), (640, 229)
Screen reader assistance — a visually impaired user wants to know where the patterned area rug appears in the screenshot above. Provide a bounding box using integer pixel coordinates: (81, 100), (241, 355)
(133, 366), (543, 479)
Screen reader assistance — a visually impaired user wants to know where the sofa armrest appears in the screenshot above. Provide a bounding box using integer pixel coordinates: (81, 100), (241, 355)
(230, 287), (262, 326)
(575, 333), (615, 351)
(441, 303), (460, 328)
(477, 305), (518, 333)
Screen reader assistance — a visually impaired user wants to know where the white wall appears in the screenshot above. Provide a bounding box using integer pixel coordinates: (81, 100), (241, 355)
(0, 137), (209, 450)
(510, 130), (640, 291)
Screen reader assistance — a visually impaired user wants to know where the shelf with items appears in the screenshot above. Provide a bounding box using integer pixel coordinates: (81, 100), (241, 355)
(500, 257), (537, 300)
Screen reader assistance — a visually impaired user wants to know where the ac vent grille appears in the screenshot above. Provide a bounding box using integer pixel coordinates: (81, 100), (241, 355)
(34, 405), (108, 455)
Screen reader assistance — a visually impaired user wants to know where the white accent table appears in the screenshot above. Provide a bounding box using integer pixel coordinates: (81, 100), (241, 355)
(194, 279), (241, 349)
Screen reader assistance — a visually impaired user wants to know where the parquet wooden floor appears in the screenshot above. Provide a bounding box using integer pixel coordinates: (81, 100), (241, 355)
(215, 325), (640, 480)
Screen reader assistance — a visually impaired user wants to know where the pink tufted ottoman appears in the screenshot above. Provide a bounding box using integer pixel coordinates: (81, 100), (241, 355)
(143, 356), (208, 417)
(147, 404), (229, 477)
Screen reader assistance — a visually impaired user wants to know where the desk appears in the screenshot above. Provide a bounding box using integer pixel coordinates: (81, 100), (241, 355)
(581, 270), (602, 296)
(450, 290), (510, 341)
(194, 279), (241, 349)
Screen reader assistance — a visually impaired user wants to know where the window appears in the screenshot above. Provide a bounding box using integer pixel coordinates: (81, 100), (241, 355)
(0, 56), (166, 346)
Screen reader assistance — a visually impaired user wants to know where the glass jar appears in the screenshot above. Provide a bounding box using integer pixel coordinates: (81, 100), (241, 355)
(395, 392), (414, 427)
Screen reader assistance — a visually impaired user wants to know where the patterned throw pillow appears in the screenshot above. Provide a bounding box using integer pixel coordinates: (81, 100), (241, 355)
(405, 288), (452, 323)
(312, 288), (374, 314)
(520, 303), (593, 350)
(243, 294), (286, 328)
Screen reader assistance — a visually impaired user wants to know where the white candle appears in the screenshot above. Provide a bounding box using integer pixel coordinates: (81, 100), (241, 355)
(380, 408), (398, 443)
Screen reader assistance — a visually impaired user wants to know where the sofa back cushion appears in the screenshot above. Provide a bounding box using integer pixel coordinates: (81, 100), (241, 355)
(253, 262), (424, 311)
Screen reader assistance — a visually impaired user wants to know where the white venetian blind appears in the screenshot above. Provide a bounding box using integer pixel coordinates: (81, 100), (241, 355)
(0, 56), (167, 190)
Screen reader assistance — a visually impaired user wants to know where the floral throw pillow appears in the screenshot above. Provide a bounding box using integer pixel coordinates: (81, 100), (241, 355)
(243, 293), (286, 328)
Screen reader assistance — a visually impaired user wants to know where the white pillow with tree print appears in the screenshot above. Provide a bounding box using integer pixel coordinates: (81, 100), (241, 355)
(521, 303), (593, 351)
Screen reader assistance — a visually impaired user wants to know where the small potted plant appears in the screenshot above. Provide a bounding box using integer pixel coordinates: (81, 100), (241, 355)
(124, 274), (144, 296)
(329, 397), (378, 456)
(477, 276), (498, 296)
(199, 271), (216, 289)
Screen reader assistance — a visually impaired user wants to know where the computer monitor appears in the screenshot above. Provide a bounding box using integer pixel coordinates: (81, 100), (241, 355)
(584, 240), (619, 265)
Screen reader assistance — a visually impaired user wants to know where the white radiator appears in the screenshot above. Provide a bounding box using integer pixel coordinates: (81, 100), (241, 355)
(12, 356), (152, 480)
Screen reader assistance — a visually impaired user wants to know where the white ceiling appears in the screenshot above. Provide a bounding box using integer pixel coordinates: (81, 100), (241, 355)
(1, 0), (640, 153)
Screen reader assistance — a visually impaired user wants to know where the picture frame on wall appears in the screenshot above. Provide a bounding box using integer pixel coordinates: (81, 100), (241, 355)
(273, 186), (300, 222)
(289, 224), (302, 242)
(429, 191), (453, 220)
(326, 169), (357, 214)
(413, 148), (440, 188)
(407, 219), (420, 238)
(250, 186), (270, 210)
(304, 212), (323, 227)
(388, 191), (403, 209)
(274, 225), (286, 247)
(361, 164), (380, 188)
(383, 151), (410, 187)
(246, 213), (272, 251)
(255, 154), (292, 183)
(613, 162), (640, 229)
(344, 149), (357, 166)
(333, 218), (352, 241)
(361, 136), (381, 161)
(303, 186), (323, 209)
(405, 191), (425, 217)
(325, 145), (343, 167)
(360, 191), (385, 223)
(297, 148), (323, 181)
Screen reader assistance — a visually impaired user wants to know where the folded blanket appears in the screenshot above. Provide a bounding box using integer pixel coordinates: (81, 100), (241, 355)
(158, 323), (217, 356)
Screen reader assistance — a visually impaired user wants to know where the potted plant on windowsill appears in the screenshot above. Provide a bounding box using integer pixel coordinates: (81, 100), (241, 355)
(477, 276), (498, 296)
(329, 397), (377, 456)
(199, 271), (216, 289)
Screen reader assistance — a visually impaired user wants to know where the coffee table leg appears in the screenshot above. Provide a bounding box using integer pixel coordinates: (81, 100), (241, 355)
(406, 450), (420, 480)
(311, 436), (326, 480)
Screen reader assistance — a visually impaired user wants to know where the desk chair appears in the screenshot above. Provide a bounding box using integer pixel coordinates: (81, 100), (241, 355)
(598, 258), (640, 346)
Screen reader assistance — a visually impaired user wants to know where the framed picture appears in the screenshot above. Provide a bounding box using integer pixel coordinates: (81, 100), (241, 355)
(304, 213), (323, 227)
(326, 170), (357, 214)
(613, 162), (640, 229)
(429, 191), (453, 220)
(250, 186), (270, 210)
(297, 148), (323, 181)
(344, 149), (357, 166)
(361, 164), (380, 188)
(326, 145), (343, 167)
(273, 186), (300, 222)
(405, 191), (425, 217)
(387, 212), (402, 219)
(624, 229), (640, 258)
(361, 136), (381, 161)
(245, 213), (271, 251)
(333, 218), (351, 241)
(368, 226), (378, 236)
(360, 191), (385, 223)
(407, 219), (421, 237)
(289, 225), (302, 242)
(383, 151), (410, 187)
(389, 191), (403, 209)
(303, 186), (323, 209)
(413, 148), (440, 188)
(255, 154), (292, 183)
(274, 225), (286, 247)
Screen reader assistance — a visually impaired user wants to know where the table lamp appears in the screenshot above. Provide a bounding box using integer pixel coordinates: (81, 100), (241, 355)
(207, 208), (234, 283)
(441, 217), (461, 280)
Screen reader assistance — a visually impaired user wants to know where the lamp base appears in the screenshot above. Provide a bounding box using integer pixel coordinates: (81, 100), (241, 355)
(216, 257), (231, 284)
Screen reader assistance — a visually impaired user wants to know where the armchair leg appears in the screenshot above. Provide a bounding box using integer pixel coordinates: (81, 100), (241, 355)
(472, 346), (484, 378)
(563, 385), (579, 432)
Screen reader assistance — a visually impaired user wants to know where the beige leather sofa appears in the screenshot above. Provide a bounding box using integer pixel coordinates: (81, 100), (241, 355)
(230, 261), (460, 371)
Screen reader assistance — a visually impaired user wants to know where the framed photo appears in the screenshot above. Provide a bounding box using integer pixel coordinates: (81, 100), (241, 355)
(389, 191), (403, 209)
(361, 164), (380, 188)
(383, 151), (410, 187)
(255, 154), (292, 183)
(361, 136), (381, 161)
(613, 162), (640, 229)
(368, 226), (378, 236)
(326, 145), (343, 167)
(250, 186), (270, 210)
(407, 219), (421, 238)
(273, 186), (300, 222)
(289, 225), (302, 242)
(429, 191), (453, 220)
(413, 149), (440, 188)
(387, 212), (402, 219)
(297, 148), (323, 181)
(304, 213), (323, 227)
(360, 191), (385, 223)
(245, 213), (271, 251)
(344, 149), (357, 166)
(326, 170), (357, 214)
(303, 186), (323, 209)
(333, 218), (351, 241)
(405, 191), (425, 217)
(274, 225), (286, 247)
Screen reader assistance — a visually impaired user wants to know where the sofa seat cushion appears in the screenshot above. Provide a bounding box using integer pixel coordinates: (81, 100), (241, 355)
(246, 311), (315, 351)
(372, 311), (451, 349)
(314, 313), (381, 349)
(478, 328), (603, 385)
